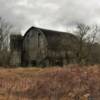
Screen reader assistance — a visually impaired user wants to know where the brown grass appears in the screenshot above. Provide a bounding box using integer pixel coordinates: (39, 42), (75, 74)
(0, 65), (100, 100)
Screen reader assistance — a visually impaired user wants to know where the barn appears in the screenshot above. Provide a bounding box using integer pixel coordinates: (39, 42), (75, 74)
(10, 26), (77, 66)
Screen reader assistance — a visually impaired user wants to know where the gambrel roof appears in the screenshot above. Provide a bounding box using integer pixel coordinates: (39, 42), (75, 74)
(24, 26), (78, 51)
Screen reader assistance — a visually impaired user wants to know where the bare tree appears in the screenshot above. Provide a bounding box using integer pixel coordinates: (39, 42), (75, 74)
(0, 17), (17, 66)
(75, 23), (98, 64)
(0, 17), (13, 50)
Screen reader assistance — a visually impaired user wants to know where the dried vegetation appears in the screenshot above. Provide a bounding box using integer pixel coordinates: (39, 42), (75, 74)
(0, 65), (100, 100)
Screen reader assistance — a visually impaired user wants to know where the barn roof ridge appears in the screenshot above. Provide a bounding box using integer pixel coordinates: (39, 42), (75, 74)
(31, 26), (72, 34)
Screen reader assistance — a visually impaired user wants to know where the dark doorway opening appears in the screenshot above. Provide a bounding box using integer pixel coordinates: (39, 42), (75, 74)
(55, 60), (63, 66)
(31, 60), (37, 66)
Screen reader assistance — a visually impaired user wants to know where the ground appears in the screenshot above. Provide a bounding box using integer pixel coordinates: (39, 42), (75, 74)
(0, 65), (100, 100)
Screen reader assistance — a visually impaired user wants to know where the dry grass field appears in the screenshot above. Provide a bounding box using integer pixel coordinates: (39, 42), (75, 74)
(0, 65), (100, 100)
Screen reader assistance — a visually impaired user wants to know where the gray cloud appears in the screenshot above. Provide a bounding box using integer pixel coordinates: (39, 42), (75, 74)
(0, 0), (100, 34)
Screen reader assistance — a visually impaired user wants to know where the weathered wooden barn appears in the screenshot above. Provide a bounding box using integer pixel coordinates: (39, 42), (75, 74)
(10, 26), (77, 66)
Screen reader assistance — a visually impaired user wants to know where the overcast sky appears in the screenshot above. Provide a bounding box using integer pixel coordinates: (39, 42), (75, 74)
(0, 0), (100, 34)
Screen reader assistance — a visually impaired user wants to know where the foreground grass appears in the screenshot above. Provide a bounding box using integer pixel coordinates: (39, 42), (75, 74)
(0, 65), (100, 100)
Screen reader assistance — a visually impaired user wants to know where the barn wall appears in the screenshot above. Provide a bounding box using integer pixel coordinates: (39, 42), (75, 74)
(10, 34), (22, 66)
(22, 28), (48, 66)
(10, 51), (21, 66)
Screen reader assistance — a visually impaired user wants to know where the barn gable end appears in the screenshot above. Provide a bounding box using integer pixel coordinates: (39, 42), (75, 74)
(22, 27), (48, 66)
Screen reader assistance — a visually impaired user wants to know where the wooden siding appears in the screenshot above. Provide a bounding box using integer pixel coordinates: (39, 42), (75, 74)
(23, 28), (48, 66)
